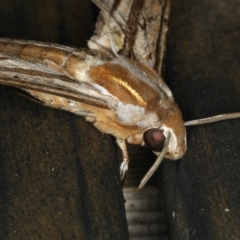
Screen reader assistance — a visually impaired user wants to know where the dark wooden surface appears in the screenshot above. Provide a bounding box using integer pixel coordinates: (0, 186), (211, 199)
(0, 0), (129, 239)
(160, 0), (240, 239)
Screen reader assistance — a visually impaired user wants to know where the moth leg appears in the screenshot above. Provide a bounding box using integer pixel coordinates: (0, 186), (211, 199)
(116, 138), (129, 183)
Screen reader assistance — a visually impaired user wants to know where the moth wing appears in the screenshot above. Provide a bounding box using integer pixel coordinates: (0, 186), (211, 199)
(89, 0), (171, 74)
(0, 52), (117, 115)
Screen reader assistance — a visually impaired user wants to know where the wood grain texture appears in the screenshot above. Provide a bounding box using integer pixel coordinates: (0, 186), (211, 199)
(160, 0), (240, 239)
(0, 0), (129, 239)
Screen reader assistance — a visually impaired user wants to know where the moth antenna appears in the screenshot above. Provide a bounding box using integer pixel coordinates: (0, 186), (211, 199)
(137, 133), (171, 190)
(185, 112), (240, 126)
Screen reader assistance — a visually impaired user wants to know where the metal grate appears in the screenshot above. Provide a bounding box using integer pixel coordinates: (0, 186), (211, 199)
(122, 144), (169, 240)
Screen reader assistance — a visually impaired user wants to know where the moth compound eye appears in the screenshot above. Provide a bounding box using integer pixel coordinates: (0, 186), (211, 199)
(143, 128), (166, 151)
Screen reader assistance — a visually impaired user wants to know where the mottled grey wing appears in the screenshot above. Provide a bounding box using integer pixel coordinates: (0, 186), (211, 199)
(89, 0), (171, 74)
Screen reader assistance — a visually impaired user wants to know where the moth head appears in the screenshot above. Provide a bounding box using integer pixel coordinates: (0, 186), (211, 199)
(138, 106), (187, 190)
(143, 104), (187, 160)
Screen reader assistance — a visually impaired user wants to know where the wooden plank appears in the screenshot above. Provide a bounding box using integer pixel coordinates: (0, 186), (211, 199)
(0, 0), (129, 239)
(160, 0), (240, 239)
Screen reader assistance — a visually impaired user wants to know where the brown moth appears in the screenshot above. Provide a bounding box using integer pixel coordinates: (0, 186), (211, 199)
(0, 0), (240, 190)
(0, 38), (240, 190)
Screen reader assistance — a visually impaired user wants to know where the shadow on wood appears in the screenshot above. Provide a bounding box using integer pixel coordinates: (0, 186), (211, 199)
(160, 0), (240, 239)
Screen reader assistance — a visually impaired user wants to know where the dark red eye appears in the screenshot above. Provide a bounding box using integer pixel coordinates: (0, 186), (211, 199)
(143, 128), (166, 151)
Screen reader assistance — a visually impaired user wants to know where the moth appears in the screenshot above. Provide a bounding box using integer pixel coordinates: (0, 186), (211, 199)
(0, 38), (186, 187)
(1, 0), (240, 190)
(0, 39), (240, 190)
